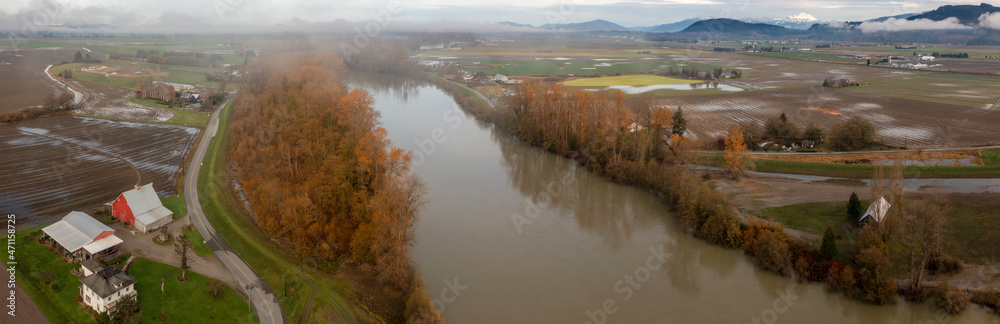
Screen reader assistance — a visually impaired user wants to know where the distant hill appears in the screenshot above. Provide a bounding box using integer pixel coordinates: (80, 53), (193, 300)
(539, 19), (628, 31)
(867, 12), (924, 22)
(908, 3), (1000, 24)
(680, 18), (791, 35)
(497, 21), (535, 29)
(646, 18), (709, 32)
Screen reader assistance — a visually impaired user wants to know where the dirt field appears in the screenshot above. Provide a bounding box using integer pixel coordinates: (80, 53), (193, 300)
(77, 64), (168, 78)
(0, 47), (80, 113)
(0, 115), (198, 227)
(662, 87), (1000, 147)
(69, 79), (173, 121)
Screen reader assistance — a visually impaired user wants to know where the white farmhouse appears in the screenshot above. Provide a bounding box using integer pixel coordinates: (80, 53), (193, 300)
(79, 262), (138, 313)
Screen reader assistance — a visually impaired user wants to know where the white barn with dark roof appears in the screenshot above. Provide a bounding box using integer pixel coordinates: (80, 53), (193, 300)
(41, 212), (122, 263)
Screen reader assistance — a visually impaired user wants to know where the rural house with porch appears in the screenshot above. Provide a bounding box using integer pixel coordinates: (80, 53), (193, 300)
(111, 183), (173, 233)
(41, 211), (122, 263)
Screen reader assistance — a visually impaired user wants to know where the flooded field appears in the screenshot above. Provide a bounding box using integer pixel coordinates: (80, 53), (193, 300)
(0, 47), (80, 113)
(0, 115), (198, 227)
(663, 87), (1000, 147)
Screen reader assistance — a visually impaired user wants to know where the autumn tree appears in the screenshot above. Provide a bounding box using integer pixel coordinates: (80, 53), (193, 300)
(724, 125), (751, 180)
(829, 116), (876, 151)
(174, 233), (192, 280)
(803, 121), (824, 145)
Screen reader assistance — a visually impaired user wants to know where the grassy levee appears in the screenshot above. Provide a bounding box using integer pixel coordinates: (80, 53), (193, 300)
(131, 258), (254, 323)
(197, 99), (363, 323)
(702, 155), (1000, 179)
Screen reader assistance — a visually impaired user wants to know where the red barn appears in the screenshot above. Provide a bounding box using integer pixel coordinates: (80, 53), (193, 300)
(111, 183), (173, 233)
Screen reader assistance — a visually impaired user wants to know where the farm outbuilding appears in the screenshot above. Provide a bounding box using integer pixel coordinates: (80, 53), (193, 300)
(111, 183), (173, 233)
(41, 211), (122, 263)
(859, 196), (891, 226)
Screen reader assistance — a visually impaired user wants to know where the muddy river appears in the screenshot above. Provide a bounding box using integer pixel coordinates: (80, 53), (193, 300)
(352, 75), (996, 323)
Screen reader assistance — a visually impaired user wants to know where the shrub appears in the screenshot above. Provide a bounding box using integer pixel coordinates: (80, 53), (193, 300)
(970, 289), (1000, 313)
(858, 268), (897, 305)
(755, 230), (791, 275)
(41, 270), (54, 285)
(50, 281), (62, 292)
(820, 227), (838, 259)
(935, 286), (970, 315)
(208, 279), (226, 299)
(826, 261), (857, 296)
(699, 206), (742, 248)
(927, 255), (964, 276)
(740, 217), (787, 255)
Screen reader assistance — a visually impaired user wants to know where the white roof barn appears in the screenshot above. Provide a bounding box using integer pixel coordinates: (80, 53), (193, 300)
(41, 212), (123, 262)
(111, 183), (173, 233)
(859, 196), (891, 225)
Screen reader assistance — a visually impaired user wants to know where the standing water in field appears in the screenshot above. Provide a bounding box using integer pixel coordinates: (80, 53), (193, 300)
(350, 74), (996, 323)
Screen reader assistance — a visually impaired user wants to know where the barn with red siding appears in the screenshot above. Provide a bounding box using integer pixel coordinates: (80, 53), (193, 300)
(111, 183), (173, 233)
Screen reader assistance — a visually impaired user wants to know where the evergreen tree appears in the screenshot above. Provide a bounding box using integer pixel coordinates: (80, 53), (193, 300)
(821, 226), (838, 259)
(847, 191), (863, 222)
(671, 107), (687, 136)
(74, 51), (83, 62)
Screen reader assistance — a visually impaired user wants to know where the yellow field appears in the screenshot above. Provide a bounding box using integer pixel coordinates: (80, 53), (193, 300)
(562, 75), (700, 87)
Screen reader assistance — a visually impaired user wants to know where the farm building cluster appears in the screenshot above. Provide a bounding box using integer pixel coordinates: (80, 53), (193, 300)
(37, 183), (174, 317)
(136, 79), (218, 109)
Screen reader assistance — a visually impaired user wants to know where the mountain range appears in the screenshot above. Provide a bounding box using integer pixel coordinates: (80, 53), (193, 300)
(499, 3), (1000, 34)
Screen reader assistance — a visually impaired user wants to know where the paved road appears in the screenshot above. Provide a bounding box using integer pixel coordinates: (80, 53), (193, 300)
(183, 97), (285, 324)
(696, 145), (1000, 156)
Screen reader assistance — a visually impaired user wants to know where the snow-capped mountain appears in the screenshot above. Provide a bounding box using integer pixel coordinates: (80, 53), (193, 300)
(743, 13), (822, 29)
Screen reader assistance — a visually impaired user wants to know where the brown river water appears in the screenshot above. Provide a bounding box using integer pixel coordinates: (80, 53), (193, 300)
(351, 75), (996, 324)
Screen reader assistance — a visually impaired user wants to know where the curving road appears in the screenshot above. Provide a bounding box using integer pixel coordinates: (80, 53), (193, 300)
(183, 97), (286, 324)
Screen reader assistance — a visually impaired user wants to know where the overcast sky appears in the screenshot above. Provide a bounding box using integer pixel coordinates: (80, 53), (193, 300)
(0, 0), (993, 31)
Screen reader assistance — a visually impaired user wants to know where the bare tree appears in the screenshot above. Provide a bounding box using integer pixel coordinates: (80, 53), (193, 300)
(883, 158), (905, 240)
(901, 184), (950, 295)
(174, 233), (192, 280)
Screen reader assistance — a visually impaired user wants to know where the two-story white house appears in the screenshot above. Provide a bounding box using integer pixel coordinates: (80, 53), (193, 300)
(79, 261), (138, 313)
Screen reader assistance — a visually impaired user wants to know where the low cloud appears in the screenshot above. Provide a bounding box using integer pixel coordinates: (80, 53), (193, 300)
(858, 17), (971, 33)
(979, 12), (1000, 30)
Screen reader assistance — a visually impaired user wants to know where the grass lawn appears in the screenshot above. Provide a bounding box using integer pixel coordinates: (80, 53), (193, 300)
(183, 225), (214, 258)
(702, 155), (1000, 179)
(562, 75), (701, 87)
(755, 201), (863, 263)
(161, 196), (188, 219)
(15, 228), (94, 323)
(940, 192), (1000, 264)
(126, 97), (212, 127)
(130, 258), (255, 323)
(982, 149), (1000, 166)
(199, 99), (363, 322)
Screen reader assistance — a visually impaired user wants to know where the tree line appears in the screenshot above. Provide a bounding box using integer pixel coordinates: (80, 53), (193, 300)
(229, 52), (440, 323)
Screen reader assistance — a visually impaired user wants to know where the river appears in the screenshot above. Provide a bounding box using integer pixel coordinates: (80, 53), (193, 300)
(350, 75), (996, 324)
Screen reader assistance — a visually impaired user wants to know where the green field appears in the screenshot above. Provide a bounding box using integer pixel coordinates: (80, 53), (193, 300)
(182, 225), (214, 258)
(15, 227), (237, 323)
(15, 228), (94, 323)
(127, 97), (212, 126)
(199, 99), (364, 322)
(846, 73), (1000, 108)
(460, 59), (720, 77)
(753, 201), (857, 261)
(746, 51), (869, 63)
(702, 155), (1000, 179)
(131, 258), (254, 323)
(983, 149), (1000, 166)
(49, 58), (227, 90)
(562, 74), (701, 87)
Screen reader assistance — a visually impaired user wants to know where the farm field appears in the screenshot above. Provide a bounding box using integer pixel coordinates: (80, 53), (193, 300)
(0, 46), (78, 113)
(847, 72), (1000, 108)
(0, 115), (198, 227)
(562, 74), (700, 86)
(49, 58), (226, 89)
(452, 58), (720, 77)
(662, 86), (1000, 147)
(68, 79), (175, 122)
